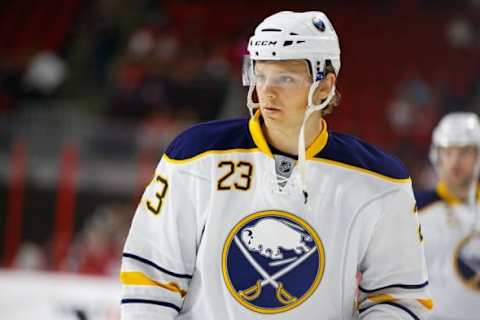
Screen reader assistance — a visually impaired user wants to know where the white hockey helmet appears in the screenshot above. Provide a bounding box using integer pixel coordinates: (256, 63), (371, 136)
(244, 11), (341, 116)
(244, 11), (340, 86)
(430, 112), (480, 164)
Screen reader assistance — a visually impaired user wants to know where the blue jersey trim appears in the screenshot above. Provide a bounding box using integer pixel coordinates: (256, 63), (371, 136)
(123, 253), (193, 279)
(315, 132), (409, 180)
(165, 118), (255, 160)
(414, 189), (441, 210)
(121, 299), (181, 312)
(359, 280), (429, 293)
(359, 301), (420, 320)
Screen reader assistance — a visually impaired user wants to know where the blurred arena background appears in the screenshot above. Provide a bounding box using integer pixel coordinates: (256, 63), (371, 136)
(0, 0), (479, 319)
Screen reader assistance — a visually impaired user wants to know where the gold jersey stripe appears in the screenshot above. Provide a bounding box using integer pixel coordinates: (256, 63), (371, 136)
(368, 293), (395, 303)
(120, 271), (187, 298)
(312, 158), (411, 184)
(164, 148), (261, 164)
(417, 298), (434, 310)
(367, 294), (433, 311)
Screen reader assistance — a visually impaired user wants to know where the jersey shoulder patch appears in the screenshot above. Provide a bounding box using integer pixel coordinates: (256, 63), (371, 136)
(315, 131), (409, 181)
(414, 189), (441, 210)
(165, 118), (256, 160)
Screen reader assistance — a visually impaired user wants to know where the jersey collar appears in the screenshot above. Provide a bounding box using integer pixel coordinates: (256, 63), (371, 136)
(436, 181), (480, 205)
(248, 109), (329, 159)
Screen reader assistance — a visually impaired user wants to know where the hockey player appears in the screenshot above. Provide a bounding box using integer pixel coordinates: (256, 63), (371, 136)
(120, 11), (432, 319)
(416, 112), (480, 320)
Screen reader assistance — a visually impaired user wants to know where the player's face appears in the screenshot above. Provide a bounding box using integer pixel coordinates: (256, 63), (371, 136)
(254, 60), (313, 131)
(437, 145), (478, 188)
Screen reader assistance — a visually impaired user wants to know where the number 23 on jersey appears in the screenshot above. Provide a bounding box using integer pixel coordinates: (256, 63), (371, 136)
(217, 161), (253, 191)
(146, 174), (169, 215)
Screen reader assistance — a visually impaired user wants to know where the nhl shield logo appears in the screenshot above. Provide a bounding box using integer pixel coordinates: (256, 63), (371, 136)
(278, 159), (293, 174)
(222, 210), (325, 313)
(454, 232), (480, 291)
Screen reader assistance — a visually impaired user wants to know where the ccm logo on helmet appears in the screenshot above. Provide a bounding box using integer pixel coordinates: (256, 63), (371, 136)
(251, 40), (278, 46)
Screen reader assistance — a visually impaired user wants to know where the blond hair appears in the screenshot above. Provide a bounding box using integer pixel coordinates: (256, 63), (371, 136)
(320, 60), (341, 116)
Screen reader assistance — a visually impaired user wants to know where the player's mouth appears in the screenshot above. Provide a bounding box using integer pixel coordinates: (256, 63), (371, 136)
(451, 167), (464, 176)
(262, 105), (282, 114)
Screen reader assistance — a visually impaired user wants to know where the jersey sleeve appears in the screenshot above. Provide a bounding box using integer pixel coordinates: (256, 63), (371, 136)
(358, 187), (433, 320)
(120, 155), (208, 319)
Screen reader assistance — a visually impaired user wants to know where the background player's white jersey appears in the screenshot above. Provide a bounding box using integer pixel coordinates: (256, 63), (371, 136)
(120, 113), (431, 320)
(416, 183), (480, 320)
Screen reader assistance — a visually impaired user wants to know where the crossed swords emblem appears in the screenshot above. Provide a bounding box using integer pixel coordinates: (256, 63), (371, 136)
(233, 235), (318, 305)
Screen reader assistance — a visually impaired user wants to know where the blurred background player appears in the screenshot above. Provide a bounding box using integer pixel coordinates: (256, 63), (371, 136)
(120, 10), (431, 320)
(416, 112), (480, 320)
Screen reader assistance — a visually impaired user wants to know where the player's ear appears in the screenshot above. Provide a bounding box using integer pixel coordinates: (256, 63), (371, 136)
(313, 73), (336, 104)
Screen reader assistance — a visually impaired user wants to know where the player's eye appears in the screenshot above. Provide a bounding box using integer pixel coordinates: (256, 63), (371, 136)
(279, 75), (295, 83)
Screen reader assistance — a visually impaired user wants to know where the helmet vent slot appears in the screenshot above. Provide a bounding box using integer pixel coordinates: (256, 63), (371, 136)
(261, 28), (282, 32)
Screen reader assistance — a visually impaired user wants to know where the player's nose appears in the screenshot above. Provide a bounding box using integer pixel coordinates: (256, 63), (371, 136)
(258, 82), (277, 100)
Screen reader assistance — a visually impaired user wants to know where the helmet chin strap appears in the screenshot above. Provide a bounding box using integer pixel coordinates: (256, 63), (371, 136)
(297, 83), (336, 205)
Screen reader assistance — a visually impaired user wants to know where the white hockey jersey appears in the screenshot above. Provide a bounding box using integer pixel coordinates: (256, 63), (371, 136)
(120, 113), (432, 320)
(416, 182), (480, 320)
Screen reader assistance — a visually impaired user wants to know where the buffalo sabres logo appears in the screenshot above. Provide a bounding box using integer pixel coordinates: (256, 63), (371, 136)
(454, 232), (480, 291)
(222, 210), (325, 314)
